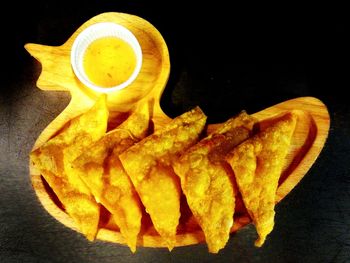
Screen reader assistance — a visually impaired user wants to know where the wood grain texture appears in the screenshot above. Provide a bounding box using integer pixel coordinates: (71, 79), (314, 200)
(25, 12), (171, 149)
(26, 12), (330, 248)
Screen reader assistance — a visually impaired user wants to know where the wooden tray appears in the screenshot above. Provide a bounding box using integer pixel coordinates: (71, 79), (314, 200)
(26, 12), (330, 248)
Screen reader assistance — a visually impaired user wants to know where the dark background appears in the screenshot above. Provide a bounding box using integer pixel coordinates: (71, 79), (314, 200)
(1, 1), (349, 262)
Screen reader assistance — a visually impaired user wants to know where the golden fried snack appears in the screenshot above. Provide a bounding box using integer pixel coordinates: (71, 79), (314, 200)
(119, 107), (207, 250)
(30, 95), (109, 240)
(72, 104), (149, 252)
(173, 112), (256, 253)
(226, 112), (297, 247)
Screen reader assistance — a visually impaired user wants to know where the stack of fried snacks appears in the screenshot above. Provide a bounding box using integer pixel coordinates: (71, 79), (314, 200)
(31, 97), (297, 253)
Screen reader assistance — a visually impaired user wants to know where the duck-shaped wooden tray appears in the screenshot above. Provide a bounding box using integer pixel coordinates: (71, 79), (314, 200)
(26, 12), (330, 248)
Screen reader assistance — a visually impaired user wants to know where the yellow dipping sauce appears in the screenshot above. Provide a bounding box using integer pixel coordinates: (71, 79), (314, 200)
(83, 36), (137, 88)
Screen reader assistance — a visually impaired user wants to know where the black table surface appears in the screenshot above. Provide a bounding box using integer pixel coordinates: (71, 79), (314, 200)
(1, 2), (349, 262)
